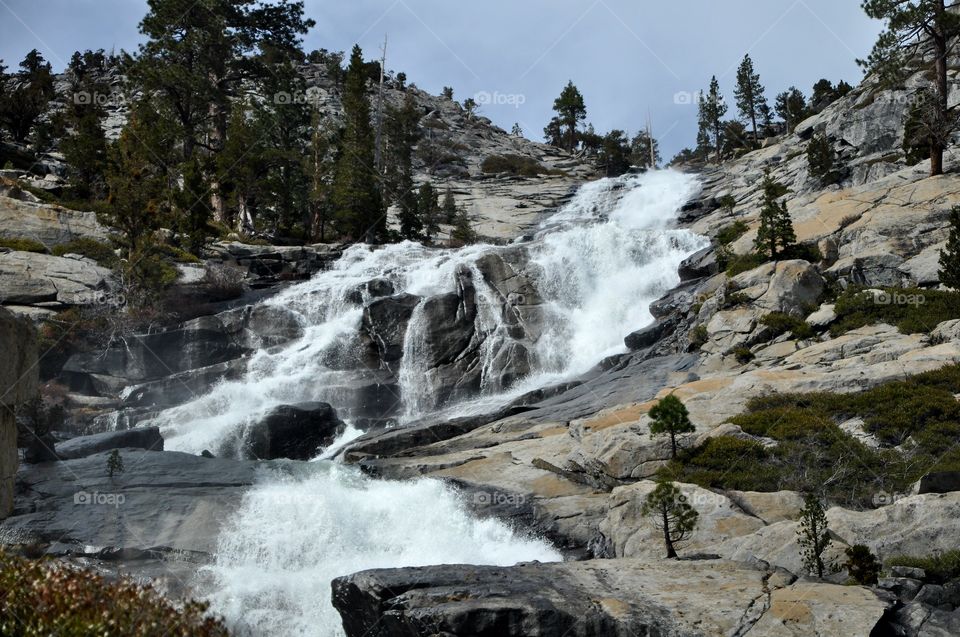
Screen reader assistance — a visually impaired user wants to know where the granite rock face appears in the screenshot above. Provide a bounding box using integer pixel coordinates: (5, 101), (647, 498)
(0, 307), (37, 518)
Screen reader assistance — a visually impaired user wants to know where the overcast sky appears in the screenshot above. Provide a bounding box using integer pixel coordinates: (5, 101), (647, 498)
(0, 0), (882, 158)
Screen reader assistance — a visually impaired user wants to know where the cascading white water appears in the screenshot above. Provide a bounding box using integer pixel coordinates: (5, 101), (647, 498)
(202, 463), (560, 636)
(147, 169), (707, 636)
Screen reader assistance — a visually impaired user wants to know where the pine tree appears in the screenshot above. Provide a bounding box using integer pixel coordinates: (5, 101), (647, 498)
(418, 181), (440, 243)
(938, 206), (960, 289)
(629, 130), (661, 170)
(641, 482), (699, 559)
(775, 88), (808, 134)
(797, 493), (831, 578)
(734, 54), (768, 142)
(701, 77), (727, 162)
(754, 171), (795, 259)
(441, 188), (457, 223)
(843, 545), (881, 586)
(551, 81), (587, 152)
(332, 45), (385, 242)
(0, 49), (54, 143)
(807, 134), (835, 185)
(218, 101), (266, 234)
(60, 50), (109, 199)
(511, 122), (523, 137)
(648, 394), (695, 459)
(308, 110), (338, 241)
(384, 93), (421, 241)
(450, 206), (477, 246)
(543, 116), (563, 147)
(598, 130), (631, 177)
(861, 0), (960, 176)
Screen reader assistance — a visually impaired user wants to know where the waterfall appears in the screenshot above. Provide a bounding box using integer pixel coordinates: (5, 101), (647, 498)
(146, 169), (706, 636)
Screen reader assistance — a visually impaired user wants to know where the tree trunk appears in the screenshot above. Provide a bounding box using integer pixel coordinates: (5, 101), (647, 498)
(662, 509), (678, 558)
(932, 0), (949, 177)
(670, 432), (677, 459)
(208, 99), (228, 223)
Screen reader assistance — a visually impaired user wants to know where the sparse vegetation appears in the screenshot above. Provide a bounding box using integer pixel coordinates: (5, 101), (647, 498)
(760, 312), (814, 340)
(716, 220), (748, 246)
(480, 154), (562, 177)
(0, 550), (229, 636)
(0, 237), (47, 253)
(887, 550), (960, 584)
(50, 237), (118, 266)
(844, 545), (881, 585)
(830, 287), (960, 336)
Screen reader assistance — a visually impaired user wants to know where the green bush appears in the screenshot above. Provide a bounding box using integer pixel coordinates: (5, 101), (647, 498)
(0, 237), (47, 253)
(0, 550), (229, 636)
(760, 312), (815, 339)
(731, 346), (755, 363)
(887, 550), (960, 584)
(688, 324), (708, 349)
(831, 287), (960, 336)
(480, 154), (562, 177)
(51, 238), (118, 267)
(725, 252), (767, 276)
(716, 220), (749, 245)
(664, 436), (780, 491)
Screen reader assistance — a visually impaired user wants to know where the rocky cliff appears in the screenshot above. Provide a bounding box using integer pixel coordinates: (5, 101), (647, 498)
(0, 307), (37, 518)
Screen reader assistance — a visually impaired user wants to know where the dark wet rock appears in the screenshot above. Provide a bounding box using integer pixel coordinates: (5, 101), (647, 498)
(917, 471), (960, 495)
(56, 427), (164, 460)
(244, 402), (345, 460)
(624, 317), (678, 351)
(678, 246), (718, 281)
(362, 293), (421, 363)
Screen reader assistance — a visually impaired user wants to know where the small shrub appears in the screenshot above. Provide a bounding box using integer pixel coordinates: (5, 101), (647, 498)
(725, 252), (767, 276)
(0, 237), (47, 253)
(688, 324), (708, 349)
(51, 238), (118, 267)
(838, 214), (861, 230)
(844, 545), (882, 585)
(731, 346), (755, 363)
(760, 312), (815, 339)
(831, 287), (960, 336)
(665, 436), (779, 491)
(717, 194), (738, 213)
(716, 220), (749, 245)
(480, 154), (562, 177)
(107, 449), (125, 478)
(0, 550), (229, 636)
(887, 550), (960, 584)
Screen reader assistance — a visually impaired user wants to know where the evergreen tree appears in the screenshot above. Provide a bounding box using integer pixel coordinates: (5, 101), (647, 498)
(551, 81), (587, 152)
(384, 93), (421, 240)
(807, 134), (836, 185)
(648, 394), (695, 459)
(218, 101), (267, 234)
(860, 0), (960, 176)
(597, 129), (631, 177)
(441, 86), (454, 100)
(843, 545), (881, 586)
(0, 49), (55, 143)
(104, 101), (178, 290)
(132, 0), (313, 221)
(734, 54), (768, 142)
(701, 76), (727, 162)
(629, 130), (661, 170)
(462, 97), (477, 120)
(511, 122), (523, 137)
(175, 158), (212, 255)
(810, 79), (837, 113)
(938, 205), (960, 289)
(60, 50), (110, 199)
(332, 45), (385, 242)
(418, 181), (440, 243)
(395, 71), (406, 90)
(797, 493), (831, 578)
(641, 482), (699, 559)
(441, 188), (457, 223)
(775, 88), (808, 134)
(450, 206), (477, 246)
(721, 120), (750, 158)
(543, 116), (563, 147)
(308, 110), (339, 241)
(754, 171), (795, 259)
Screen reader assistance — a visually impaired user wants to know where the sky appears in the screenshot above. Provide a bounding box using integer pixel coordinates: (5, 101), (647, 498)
(0, 0), (883, 159)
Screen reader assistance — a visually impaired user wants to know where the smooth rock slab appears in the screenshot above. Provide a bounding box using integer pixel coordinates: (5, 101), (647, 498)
(332, 558), (887, 637)
(55, 426), (164, 461)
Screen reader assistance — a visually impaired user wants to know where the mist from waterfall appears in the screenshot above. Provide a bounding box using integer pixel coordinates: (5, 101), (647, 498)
(150, 169), (706, 636)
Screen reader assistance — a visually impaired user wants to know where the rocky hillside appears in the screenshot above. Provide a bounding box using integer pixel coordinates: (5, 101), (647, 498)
(5, 38), (960, 637)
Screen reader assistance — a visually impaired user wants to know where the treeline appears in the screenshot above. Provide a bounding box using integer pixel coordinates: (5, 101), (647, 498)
(542, 80), (661, 176)
(0, 0), (477, 292)
(670, 55), (852, 166)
